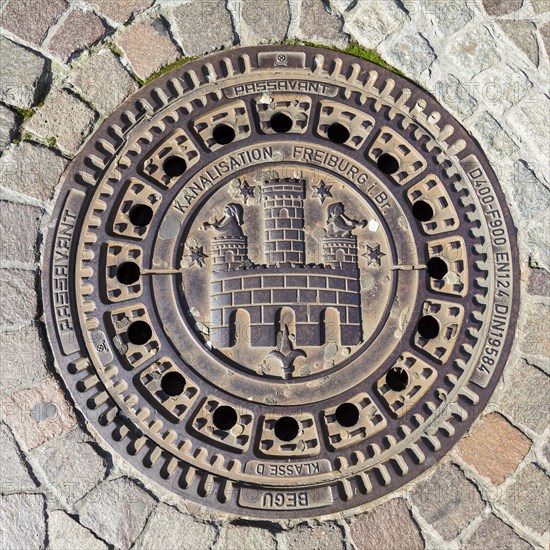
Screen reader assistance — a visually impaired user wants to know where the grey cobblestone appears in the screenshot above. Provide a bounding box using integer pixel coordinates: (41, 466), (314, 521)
(498, 20), (540, 66)
(0, 104), (18, 151)
(169, 1), (234, 56)
(471, 111), (518, 159)
(78, 477), (157, 549)
(24, 89), (96, 155)
(499, 359), (550, 434)
(238, 0), (290, 45)
(48, 510), (108, 550)
(0, 493), (46, 550)
(67, 49), (139, 115)
(0, 0), (68, 46)
(282, 522), (345, 549)
(0, 140), (68, 202)
(295, 0), (348, 48)
(0, 200), (41, 265)
(519, 302), (550, 359)
(0, 268), (38, 327)
(501, 463), (550, 535)
(528, 267), (550, 297)
(463, 514), (531, 550)
(410, 463), (485, 541)
(133, 503), (217, 550)
(0, 36), (50, 109)
(483, 0), (523, 16)
(218, 524), (277, 550)
(380, 32), (435, 79)
(0, 423), (37, 492)
(30, 428), (107, 507)
(0, 324), (48, 396)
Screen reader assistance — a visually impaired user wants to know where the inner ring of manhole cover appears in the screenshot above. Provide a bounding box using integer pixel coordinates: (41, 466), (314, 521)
(43, 45), (519, 519)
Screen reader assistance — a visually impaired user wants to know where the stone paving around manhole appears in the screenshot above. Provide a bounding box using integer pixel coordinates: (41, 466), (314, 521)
(0, 0), (548, 549)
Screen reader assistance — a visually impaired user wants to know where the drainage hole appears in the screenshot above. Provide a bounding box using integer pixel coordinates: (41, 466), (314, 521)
(327, 123), (350, 144)
(412, 200), (434, 222)
(127, 321), (152, 345)
(427, 257), (449, 280)
(377, 153), (399, 175)
(213, 124), (236, 145)
(116, 262), (141, 285)
(270, 112), (293, 133)
(161, 371), (186, 397)
(274, 416), (300, 441)
(386, 366), (410, 392)
(163, 155), (187, 177)
(213, 405), (238, 431)
(129, 204), (154, 227)
(335, 402), (360, 427)
(418, 315), (440, 339)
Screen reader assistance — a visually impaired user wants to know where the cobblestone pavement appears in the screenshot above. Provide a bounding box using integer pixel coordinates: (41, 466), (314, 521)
(0, 0), (549, 549)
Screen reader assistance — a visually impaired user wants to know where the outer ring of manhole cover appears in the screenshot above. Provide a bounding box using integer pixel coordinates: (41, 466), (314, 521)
(43, 45), (519, 519)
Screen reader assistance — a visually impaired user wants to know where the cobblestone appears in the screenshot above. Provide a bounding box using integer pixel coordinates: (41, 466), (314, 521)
(0, 0), (67, 46)
(540, 22), (550, 57)
(501, 463), (550, 535)
(296, 0), (347, 48)
(48, 8), (109, 62)
(434, 75), (478, 119)
(67, 49), (139, 115)
(0, 269), (38, 327)
(116, 18), (180, 81)
(134, 504), (217, 550)
(431, 2), (473, 36)
(218, 524), (277, 550)
(528, 267), (550, 297)
(239, 0), (290, 45)
(343, 0), (409, 49)
(78, 477), (156, 549)
(92, 0), (154, 24)
(520, 302), (550, 358)
(282, 523), (345, 549)
(410, 463), (485, 541)
(0, 324), (48, 396)
(24, 89), (96, 155)
(498, 20), (540, 66)
(463, 514), (531, 550)
(169, 1), (234, 56)
(471, 111), (518, 159)
(499, 360), (550, 434)
(0, 36), (50, 109)
(482, 0), (523, 16)
(445, 25), (501, 77)
(30, 428), (107, 506)
(0, 493), (46, 550)
(2, 376), (76, 451)
(457, 413), (531, 484)
(349, 498), (424, 550)
(381, 32), (435, 79)
(0, 140), (68, 202)
(0, 200), (40, 265)
(0, 104), (18, 151)
(48, 510), (108, 550)
(0, 423), (37, 492)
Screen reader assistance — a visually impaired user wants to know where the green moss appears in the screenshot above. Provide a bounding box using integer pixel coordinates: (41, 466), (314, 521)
(143, 56), (197, 86)
(281, 39), (403, 76)
(46, 136), (57, 147)
(13, 106), (35, 121)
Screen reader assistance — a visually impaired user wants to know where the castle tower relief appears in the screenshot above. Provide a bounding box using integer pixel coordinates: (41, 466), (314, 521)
(263, 179), (306, 266)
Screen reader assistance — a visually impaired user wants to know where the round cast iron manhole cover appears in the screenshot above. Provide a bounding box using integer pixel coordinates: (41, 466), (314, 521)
(43, 46), (519, 519)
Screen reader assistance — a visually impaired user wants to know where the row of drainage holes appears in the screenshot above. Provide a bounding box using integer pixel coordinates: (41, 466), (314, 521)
(158, 113), (404, 178)
(152, 369), (408, 442)
(116, 259), (450, 287)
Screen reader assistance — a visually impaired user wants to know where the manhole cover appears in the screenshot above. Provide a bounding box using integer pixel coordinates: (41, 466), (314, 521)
(43, 46), (519, 519)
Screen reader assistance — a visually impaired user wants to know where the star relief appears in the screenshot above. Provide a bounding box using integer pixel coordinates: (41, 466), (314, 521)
(363, 243), (386, 267)
(312, 180), (333, 203)
(236, 180), (256, 204)
(185, 245), (208, 268)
